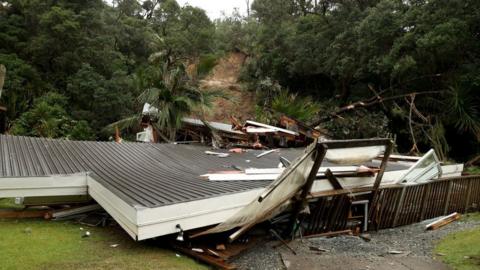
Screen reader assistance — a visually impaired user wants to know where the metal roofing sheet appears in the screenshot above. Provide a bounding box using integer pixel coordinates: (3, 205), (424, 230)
(0, 135), (301, 207)
(0, 135), (409, 208)
(182, 117), (244, 135)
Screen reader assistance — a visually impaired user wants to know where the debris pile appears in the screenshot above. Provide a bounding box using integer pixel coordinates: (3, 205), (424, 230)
(0, 134), (476, 270)
(137, 107), (326, 149)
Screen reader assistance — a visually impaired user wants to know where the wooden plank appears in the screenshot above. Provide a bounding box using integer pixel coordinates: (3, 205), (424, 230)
(286, 143), (327, 237)
(304, 229), (353, 239)
(171, 244), (237, 270)
(325, 169), (343, 190)
(443, 180), (454, 215)
(0, 209), (51, 219)
(369, 140), (394, 226)
(419, 184), (430, 221)
(464, 179), (473, 213)
(392, 186), (407, 227)
(425, 212), (461, 230)
(309, 186), (374, 198)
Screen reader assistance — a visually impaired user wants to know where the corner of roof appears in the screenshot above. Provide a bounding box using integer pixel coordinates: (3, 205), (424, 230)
(133, 204), (148, 211)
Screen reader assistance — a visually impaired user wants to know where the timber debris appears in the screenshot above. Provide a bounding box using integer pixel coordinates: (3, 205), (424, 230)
(425, 212), (461, 230)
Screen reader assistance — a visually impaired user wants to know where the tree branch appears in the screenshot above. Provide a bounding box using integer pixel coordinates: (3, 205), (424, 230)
(311, 90), (443, 127)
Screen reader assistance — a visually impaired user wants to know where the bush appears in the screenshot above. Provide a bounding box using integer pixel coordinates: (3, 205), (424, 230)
(197, 53), (219, 77)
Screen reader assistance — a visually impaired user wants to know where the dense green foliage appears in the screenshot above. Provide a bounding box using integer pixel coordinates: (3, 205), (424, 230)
(1, 0), (479, 161)
(11, 92), (95, 139)
(239, 0), (480, 160)
(0, 0), (214, 139)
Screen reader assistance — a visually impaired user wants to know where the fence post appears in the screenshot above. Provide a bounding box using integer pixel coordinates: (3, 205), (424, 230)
(392, 186), (407, 227)
(443, 180), (454, 215)
(418, 184), (430, 221)
(464, 178), (473, 213)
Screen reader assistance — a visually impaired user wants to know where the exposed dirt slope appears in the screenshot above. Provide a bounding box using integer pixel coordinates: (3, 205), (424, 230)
(200, 52), (256, 122)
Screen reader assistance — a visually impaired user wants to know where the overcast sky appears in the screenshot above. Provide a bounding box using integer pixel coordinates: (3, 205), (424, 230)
(176, 0), (248, 19)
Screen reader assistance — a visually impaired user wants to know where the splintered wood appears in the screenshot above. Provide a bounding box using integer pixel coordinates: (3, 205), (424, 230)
(425, 212), (461, 230)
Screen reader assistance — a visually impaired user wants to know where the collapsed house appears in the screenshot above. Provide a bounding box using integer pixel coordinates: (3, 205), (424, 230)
(0, 135), (465, 242)
(136, 103), (323, 148)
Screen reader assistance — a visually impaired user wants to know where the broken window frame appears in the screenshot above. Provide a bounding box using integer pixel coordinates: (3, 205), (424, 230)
(395, 149), (442, 185)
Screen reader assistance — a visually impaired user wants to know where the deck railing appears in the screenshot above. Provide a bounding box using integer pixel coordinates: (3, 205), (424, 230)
(303, 175), (480, 235)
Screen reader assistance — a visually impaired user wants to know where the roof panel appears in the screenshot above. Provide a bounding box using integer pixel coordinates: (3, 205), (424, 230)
(0, 135), (302, 207)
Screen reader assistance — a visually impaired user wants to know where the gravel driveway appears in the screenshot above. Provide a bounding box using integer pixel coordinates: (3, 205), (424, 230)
(233, 214), (480, 270)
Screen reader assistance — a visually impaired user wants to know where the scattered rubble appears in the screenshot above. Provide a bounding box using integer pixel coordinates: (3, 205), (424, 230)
(234, 216), (480, 269)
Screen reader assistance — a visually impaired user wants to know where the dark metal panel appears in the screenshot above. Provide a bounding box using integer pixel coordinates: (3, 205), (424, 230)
(0, 135), (303, 207)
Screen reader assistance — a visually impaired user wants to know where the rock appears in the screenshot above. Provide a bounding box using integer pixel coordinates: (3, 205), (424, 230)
(359, 234), (372, 242)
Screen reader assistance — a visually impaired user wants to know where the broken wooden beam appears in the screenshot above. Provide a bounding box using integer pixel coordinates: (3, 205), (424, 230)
(303, 229), (353, 239)
(325, 169), (343, 190)
(0, 209), (52, 219)
(171, 244), (237, 270)
(425, 212), (460, 230)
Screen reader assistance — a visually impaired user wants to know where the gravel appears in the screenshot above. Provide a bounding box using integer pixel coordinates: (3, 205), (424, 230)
(233, 214), (480, 270)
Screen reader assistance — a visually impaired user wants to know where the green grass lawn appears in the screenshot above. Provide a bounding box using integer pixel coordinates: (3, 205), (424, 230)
(435, 213), (480, 270)
(0, 218), (209, 270)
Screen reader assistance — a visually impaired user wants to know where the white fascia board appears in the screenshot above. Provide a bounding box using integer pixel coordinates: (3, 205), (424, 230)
(245, 127), (277, 133)
(90, 163), (463, 241)
(86, 177), (139, 240)
(441, 164), (463, 176)
(207, 166), (361, 181)
(207, 174), (279, 181)
(245, 166), (359, 175)
(135, 188), (264, 241)
(0, 173), (88, 198)
(245, 120), (299, 136)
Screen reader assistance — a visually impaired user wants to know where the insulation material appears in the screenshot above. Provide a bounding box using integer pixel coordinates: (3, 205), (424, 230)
(325, 146), (385, 164)
(193, 140), (320, 237)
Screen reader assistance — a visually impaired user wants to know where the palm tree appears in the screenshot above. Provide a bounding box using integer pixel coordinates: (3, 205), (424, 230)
(109, 60), (223, 142)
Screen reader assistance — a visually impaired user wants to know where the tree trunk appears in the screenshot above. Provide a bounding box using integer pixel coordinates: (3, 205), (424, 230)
(0, 64), (6, 99)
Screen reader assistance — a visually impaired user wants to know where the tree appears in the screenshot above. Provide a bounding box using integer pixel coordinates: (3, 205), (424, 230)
(10, 92), (95, 139)
(0, 53), (44, 122)
(244, 0), (480, 160)
(112, 59), (222, 141)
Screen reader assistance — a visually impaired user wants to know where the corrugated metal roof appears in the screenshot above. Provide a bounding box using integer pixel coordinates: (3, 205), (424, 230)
(0, 135), (302, 207)
(0, 135), (411, 208)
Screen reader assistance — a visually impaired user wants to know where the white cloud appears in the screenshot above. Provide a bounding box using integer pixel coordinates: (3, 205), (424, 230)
(176, 0), (248, 19)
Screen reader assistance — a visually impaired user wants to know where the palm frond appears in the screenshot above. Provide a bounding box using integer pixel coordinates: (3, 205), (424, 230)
(104, 114), (142, 133)
(138, 87), (161, 104)
(447, 86), (480, 136)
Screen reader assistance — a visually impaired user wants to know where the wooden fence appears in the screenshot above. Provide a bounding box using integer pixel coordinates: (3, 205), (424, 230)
(303, 175), (480, 235)
(372, 175), (480, 229)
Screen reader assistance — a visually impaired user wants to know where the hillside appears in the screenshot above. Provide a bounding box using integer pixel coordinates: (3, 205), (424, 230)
(199, 52), (256, 123)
